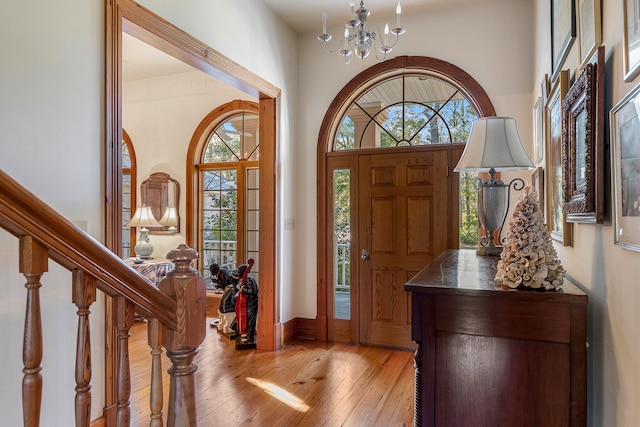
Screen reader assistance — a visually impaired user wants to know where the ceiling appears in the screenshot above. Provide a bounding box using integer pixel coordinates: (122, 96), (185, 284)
(122, 33), (194, 82)
(260, 0), (477, 34)
(121, 0), (481, 82)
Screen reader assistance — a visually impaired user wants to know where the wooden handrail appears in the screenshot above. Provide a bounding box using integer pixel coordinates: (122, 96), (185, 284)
(0, 169), (177, 328)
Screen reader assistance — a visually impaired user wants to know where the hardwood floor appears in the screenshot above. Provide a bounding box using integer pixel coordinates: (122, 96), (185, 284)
(129, 318), (415, 426)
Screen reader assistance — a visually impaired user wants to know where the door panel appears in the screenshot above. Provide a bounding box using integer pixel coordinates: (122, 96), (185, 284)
(359, 150), (450, 348)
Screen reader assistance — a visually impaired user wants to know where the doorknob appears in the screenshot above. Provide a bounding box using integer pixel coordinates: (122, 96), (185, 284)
(361, 249), (369, 260)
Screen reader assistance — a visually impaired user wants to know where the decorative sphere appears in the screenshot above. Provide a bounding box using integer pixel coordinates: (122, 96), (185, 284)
(355, 42), (370, 59)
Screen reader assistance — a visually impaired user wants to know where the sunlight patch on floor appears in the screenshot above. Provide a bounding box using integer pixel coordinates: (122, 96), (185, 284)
(246, 377), (311, 412)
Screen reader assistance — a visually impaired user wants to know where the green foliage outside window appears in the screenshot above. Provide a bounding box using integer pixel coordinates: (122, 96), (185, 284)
(334, 169), (351, 291)
(203, 171), (237, 242)
(459, 172), (479, 247)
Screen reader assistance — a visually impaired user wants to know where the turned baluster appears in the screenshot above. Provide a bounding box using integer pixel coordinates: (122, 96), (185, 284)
(72, 270), (96, 427)
(147, 318), (164, 427)
(158, 244), (206, 427)
(115, 296), (135, 427)
(20, 236), (48, 427)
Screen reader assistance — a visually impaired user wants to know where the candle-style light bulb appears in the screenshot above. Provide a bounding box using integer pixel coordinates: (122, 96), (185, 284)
(396, 1), (402, 27)
(350, 0), (355, 18)
(384, 23), (389, 46)
(343, 28), (349, 49)
(322, 12), (327, 34)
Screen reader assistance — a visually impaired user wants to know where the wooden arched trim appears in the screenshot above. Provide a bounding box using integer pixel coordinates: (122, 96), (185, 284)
(315, 55), (496, 341)
(122, 129), (137, 250)
(185, 99), (260, 250)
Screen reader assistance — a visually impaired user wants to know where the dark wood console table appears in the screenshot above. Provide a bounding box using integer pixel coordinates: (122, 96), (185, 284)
(405, 249), (587, 427)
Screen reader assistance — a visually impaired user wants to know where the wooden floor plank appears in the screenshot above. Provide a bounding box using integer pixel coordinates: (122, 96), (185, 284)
(129, 319), (415, 426)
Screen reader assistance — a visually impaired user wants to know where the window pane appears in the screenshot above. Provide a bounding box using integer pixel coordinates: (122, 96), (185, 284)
(122, 142), (131, 168)
(247, 230), (259, 252)
(335, 116), (355, 150)
(122, 140), (132, 258)
(333, 169), (350, 320)
(201, 168), (238, 282)
(245, 167), (259, 278)
(459, 171), (479, 248)
(202, 112), (260, 162)
(203, 190), (222, 209)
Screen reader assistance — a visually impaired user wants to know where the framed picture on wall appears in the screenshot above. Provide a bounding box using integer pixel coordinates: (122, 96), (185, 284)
(545, 69), (573, 246)
(533, 167), (545, 213)
(542, 73), (551, 104)
(534, 96), (544, 164)
(623, 0), (640, 82)
(577, 0), (602, 71)
(551, 0), (576, 81)
(611, 82), (640, 251)
(561, 46), (605, 223)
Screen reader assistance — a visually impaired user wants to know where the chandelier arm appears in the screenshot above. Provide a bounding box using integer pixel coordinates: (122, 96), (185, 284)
(367, 24), (401, 49)
(384, 32), (401, 49)
(320, 36), (348, 54)
(373, 45), (388, 61)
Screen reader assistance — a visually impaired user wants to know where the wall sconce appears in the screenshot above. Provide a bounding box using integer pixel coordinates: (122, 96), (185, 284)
(126, 205), (162, 259)
(454, 117), (535, 255)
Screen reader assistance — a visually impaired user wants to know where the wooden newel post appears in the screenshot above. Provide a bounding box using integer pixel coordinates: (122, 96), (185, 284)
(159, 244), (206, 427)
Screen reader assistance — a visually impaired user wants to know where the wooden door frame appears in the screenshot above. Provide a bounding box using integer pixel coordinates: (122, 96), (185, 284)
(106, 0), (280, 413)
(316, 56), (496, 342)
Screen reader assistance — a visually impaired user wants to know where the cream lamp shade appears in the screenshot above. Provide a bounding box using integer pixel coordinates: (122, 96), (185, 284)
(454, 116), (535, 172)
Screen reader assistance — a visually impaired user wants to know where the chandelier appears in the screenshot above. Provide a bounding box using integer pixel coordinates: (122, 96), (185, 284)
(318, 1), (405, 64)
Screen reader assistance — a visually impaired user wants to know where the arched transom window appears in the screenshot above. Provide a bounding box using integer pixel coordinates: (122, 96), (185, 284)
(203, 112), (260, 162)
(333, 73), (479, 151)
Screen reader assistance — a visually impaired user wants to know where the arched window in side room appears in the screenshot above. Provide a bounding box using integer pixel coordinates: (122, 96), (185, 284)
(122, 129), (137, 258)
(188, 100), (260, 288)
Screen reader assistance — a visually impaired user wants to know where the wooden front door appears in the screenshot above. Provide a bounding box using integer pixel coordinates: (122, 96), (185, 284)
(358, 148), (457, 348)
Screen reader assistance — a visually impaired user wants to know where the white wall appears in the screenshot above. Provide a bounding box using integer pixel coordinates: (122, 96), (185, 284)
(533, 0), (640, 425)
(0, 1), (105, 425)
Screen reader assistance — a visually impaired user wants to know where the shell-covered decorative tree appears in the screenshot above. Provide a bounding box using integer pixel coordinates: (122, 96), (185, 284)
(496, 189), (565, 290)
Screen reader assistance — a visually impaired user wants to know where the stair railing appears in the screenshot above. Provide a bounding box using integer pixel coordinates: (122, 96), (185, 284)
(0, 169), (206, 427)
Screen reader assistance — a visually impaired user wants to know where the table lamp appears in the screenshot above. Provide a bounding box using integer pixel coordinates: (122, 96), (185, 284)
(454, 116), (535, 255)
(126, 205), (162, 259)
